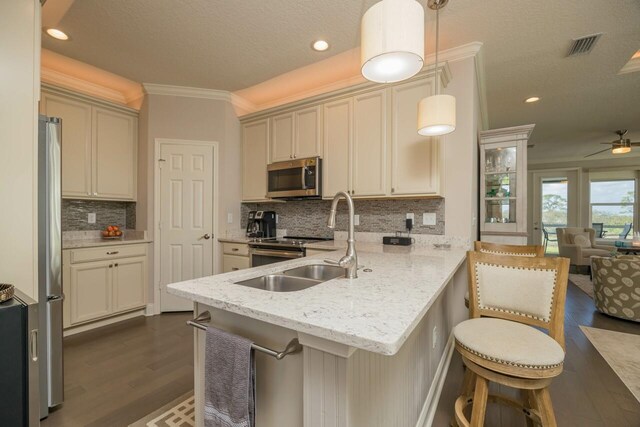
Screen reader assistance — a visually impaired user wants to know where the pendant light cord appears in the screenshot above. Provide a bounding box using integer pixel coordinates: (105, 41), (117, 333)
(435, 6), (440, 95)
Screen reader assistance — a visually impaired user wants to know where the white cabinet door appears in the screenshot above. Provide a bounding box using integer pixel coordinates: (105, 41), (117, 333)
(322, 99), (352, 198)
(242, 119), (269, 201)
(41, 93), (92, 198)
(69, 260), (112, 325)
(113, 256), (147, 313)
(270, 112), (295, 162)
(93, 107), (137, 200)
(222, 254), (250, 273)
(391, 79), (440, 195)
(353, 90), (387, 197)
(295, 105), (322, 159)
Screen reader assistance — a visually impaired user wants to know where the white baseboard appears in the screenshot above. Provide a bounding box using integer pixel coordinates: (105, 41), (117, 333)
(416, 333), (456, 427)
(145, 303), (156, 316)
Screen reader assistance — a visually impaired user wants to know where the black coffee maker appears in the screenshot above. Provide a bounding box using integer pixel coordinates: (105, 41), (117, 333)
(246, 211), (276, 238)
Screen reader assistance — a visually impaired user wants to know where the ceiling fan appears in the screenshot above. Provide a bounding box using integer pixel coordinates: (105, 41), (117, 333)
(584, 130), (640, 158)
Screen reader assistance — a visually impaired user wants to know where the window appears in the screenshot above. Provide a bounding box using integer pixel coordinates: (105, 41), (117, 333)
(590, 180), (635, 239)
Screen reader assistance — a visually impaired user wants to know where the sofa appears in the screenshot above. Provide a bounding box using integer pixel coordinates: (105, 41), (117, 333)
(557, 227), (616, 269)
(590, 255), (640, 322)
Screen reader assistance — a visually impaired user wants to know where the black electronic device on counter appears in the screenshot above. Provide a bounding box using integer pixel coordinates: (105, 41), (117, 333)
(383, 236), (413, 246)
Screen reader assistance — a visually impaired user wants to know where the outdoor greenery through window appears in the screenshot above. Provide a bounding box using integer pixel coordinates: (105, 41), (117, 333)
(590, 180), (635, 239)
(541, 179), (568, 254)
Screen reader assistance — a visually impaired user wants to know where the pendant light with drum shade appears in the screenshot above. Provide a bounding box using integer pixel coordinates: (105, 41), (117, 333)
(361, 0), (425, 83)
(418, 0), (456, 136)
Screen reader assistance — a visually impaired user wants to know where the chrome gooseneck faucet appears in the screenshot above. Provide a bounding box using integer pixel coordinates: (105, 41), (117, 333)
(325, 191), (358, 279)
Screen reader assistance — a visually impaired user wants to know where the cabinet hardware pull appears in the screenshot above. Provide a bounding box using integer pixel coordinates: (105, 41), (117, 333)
(392, 188), (395, 193)
(203, 234), (211, 240)
(106, 251), (119, 255)
(232, 248), (239, 252)
(114, 263), (118, 267)
(231, 268), (239, 271)
(109, 264), (113, 268)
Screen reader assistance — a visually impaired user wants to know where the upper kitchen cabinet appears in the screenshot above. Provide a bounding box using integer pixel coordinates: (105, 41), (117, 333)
(93, 107), (137, 200)
(294, 106), (322, 159)
(40, 93), (92, 198)
(390, 79), (440, 196)
(269, 106), (322, 162)
(323, 98), (352, 197)
(352, 90), (388, 197)
(40, 87), (138, 201)
(242, 119), (269, 201)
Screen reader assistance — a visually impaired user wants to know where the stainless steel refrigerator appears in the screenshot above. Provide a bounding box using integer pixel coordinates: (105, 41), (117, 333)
(38, 115), (64, 418)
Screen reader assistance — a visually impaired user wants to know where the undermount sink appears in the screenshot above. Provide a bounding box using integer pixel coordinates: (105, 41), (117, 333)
(283, 264), (347, 281)
(234, 264), (347, 292)
(234, 274), (322, 292)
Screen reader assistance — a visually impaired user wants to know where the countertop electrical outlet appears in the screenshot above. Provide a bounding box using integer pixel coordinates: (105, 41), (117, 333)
(227, 213), (233, 224)
(88, 213), (96, 224)
(354, 214), (360, 226)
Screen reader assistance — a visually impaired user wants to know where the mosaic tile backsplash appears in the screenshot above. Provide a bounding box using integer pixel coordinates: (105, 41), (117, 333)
(62, 199), (136, 231)
(241, 198), (444, 238)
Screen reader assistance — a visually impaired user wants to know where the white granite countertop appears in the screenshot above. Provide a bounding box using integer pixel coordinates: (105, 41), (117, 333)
(168, 242), (466, 355)
(63, 230), (151, 249)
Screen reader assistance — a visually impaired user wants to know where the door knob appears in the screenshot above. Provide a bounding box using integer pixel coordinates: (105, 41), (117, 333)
(203, 234), (211, 240)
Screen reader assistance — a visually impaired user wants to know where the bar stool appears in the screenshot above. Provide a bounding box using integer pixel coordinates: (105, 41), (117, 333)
(464, 242), (545, 308)
(453, 251), (569, 427)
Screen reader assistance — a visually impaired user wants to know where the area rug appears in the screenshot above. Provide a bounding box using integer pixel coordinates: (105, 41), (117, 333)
(129, 393), (195, 427)
(580, 326), (640, 402)
(569, 273), (594, 298)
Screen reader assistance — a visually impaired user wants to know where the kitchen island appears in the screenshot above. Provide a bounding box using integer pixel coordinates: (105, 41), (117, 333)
(168, 243), (468, 427)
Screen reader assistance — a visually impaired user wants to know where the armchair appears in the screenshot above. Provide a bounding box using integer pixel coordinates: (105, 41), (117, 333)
(557, 227), (616, 268)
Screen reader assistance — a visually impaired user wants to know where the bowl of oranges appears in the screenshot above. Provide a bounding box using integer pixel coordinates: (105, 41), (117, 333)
(102, 225), (123, 239)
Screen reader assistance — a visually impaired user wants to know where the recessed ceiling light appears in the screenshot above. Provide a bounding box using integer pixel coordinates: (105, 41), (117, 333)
(524, 96), (540, 103)
(312, 40), (329, 52)
(45, 28), (69, 41)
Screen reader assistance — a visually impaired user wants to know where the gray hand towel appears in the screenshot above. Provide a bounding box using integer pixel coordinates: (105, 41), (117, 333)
(204, 326), (255, 427)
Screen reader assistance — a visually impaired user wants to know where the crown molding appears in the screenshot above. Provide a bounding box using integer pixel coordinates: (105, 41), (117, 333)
(424, 41), (484, 65)
(479, 124), (535, 140)
(41, 67), (138, 107)
(142, 83), (256, 116)
(619, 55), (640, 75)
(142, 83), (231, 101)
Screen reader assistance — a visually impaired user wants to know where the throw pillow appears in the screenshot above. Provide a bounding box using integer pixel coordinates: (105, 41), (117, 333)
(570, 233), (591, 248)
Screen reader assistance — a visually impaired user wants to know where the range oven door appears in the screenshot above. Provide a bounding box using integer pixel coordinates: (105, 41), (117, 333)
(267, 157), (321, 199)
(250, 248), (305, 267)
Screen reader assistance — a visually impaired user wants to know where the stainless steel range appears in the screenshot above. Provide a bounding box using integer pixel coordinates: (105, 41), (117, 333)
(248, 236), (333, 267)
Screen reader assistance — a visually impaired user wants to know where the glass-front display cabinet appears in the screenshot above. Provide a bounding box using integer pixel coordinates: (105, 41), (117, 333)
(479, 125), (534, 244)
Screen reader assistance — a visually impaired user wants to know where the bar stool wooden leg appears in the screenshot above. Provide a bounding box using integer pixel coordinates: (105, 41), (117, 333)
(533, 387), (557, 427)
(470, 376), (489, 427)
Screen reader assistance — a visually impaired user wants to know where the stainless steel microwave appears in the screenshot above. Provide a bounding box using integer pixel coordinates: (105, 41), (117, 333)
(267, 157), (322, 199)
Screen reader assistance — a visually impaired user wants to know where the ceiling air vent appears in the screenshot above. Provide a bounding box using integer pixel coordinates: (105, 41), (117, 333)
(567, 33), (602, 57)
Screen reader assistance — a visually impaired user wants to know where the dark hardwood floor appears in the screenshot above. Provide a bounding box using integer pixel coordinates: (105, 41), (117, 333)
(434, 282), (640, 426)
(41, 312), (194, 427)
(39, 283), (640, 426)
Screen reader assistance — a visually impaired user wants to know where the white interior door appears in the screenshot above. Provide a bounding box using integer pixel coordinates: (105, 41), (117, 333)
(160, 143), (214, 312)
(531, 169), (579, 250)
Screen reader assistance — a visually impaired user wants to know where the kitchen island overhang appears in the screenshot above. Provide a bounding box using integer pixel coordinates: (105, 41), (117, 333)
(169, 244), (468, 427)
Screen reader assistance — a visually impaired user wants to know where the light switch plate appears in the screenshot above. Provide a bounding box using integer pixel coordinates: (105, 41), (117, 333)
(354, 214), (360, 226)
(227, 213), (233, 224)
(88, 213), (96, 224)
(423, 213), (436, 226)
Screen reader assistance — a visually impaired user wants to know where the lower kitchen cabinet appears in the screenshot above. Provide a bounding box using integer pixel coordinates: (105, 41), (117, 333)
(63, 243), (148, 329)
(68, 260), (112, 325)
(223, 254), (250, 273)
(222, 242), (250, 273)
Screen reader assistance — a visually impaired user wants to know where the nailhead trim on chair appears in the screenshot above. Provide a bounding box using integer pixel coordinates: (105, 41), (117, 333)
(456, 340), (563, 370)
(475, 262), (558, 323)
(479, 249), (537, 257)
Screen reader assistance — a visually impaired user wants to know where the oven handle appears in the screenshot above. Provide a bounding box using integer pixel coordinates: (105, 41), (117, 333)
(250, 248), (305, 258)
